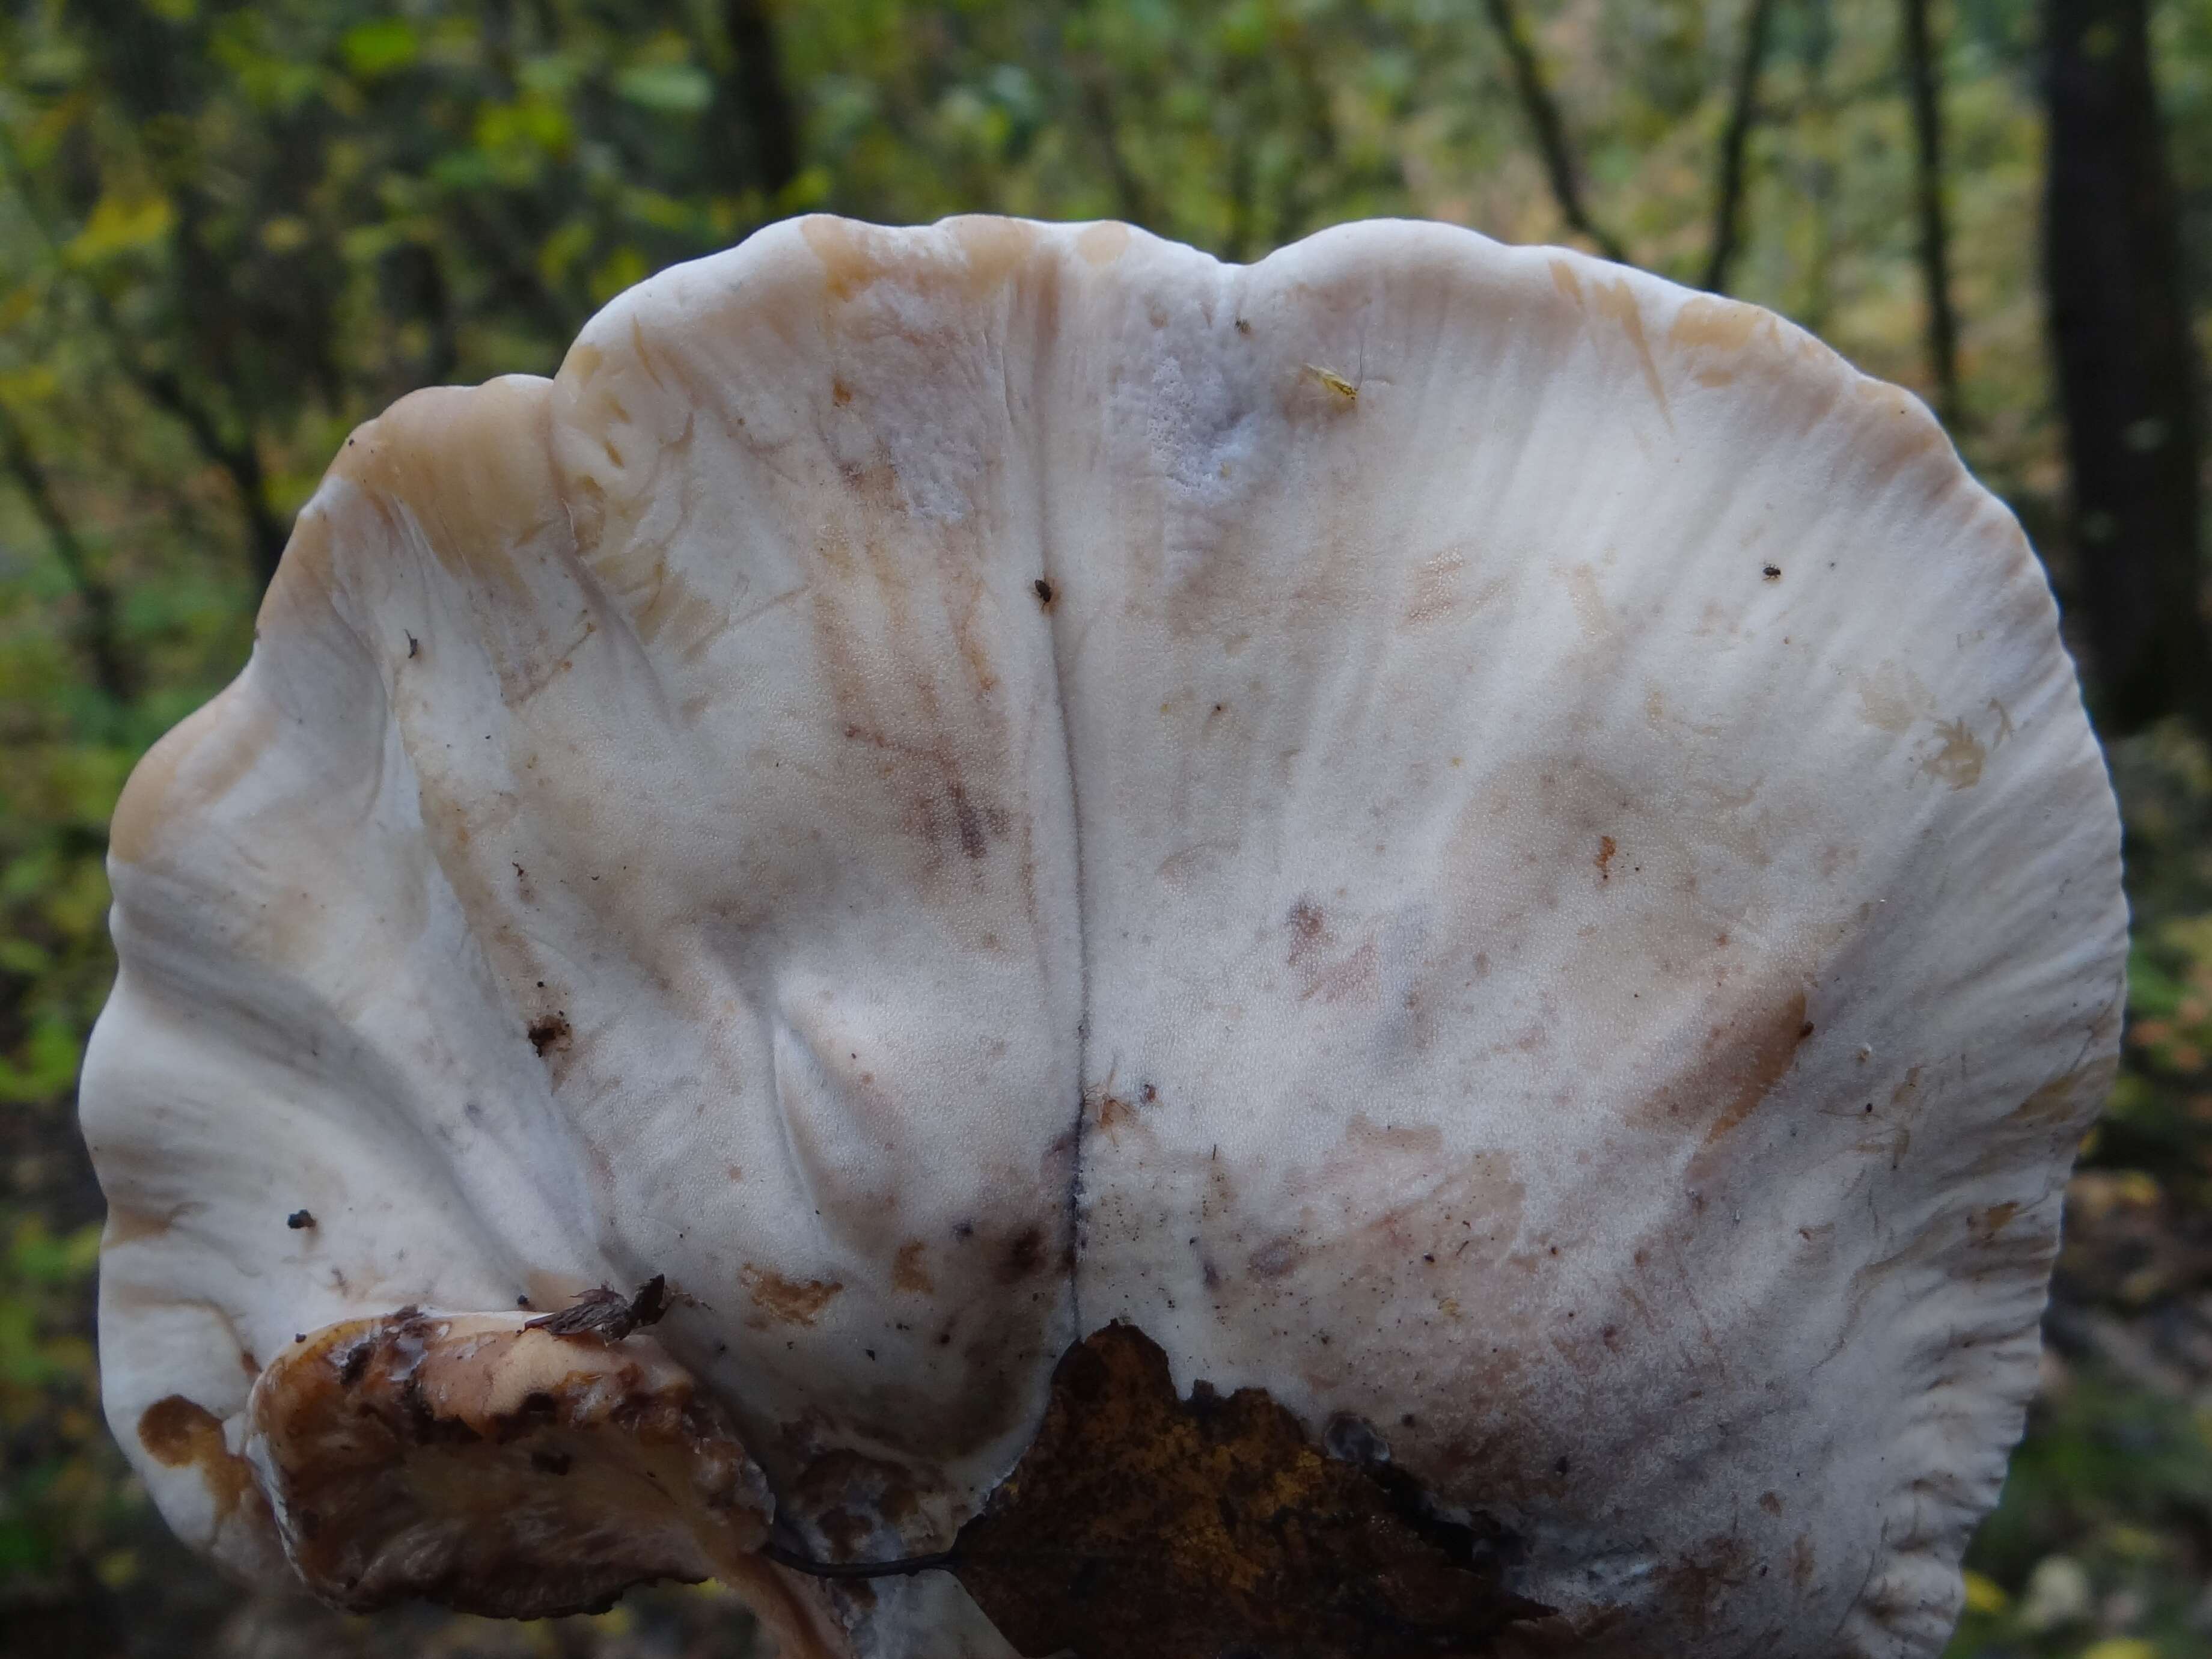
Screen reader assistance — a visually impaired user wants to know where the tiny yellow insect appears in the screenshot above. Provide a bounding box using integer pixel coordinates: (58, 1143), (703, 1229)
(1303, 363), (1358, 400)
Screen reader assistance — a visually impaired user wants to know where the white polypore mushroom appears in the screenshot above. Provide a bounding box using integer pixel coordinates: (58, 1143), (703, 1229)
(84, 215), (2125, 1658)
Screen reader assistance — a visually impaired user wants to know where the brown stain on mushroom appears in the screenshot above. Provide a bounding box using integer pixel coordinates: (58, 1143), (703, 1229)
(1585, 276), (1672, 429)
(1658, 1533), (1759, 1634)
(891, 1241), (934, 1294)
(801, 215), (887, 303)
(2009, 1060), (2115, 1130)
(109, 688), (278, 866)
(947, 213), (1039, 295)
(1093, 1089), (1140, 1139)
(740, 1265), (845, 1327)
(105, 1203), (196, 1246)
(1401, 545), (1507, 630)
(1595, 835), (1618, 881)
(1634, 987), (1813, 1179)
(1565, 564), (1615, 640)
(1787, 1533), (1816, 1590)
(137, 1395), (260, 1524)
(1668, 296), (1767, 354)
(995, 1225), (1049, 1284)
(801, 213), (1039, 308)
(1851, 663), (1932, 735)
(1283, 900), (1381, 1006)
(323, 379), (555, 603)
(1920, 716), (1987, 789)
(1076, 221), (1132, 266)
(1969, 1201), (2020, 1243)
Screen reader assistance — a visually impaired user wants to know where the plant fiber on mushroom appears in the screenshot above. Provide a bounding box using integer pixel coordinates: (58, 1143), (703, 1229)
(83, 216), (2125, 1658)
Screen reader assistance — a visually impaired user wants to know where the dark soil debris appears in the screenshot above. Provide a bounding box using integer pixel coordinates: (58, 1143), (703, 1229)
(950, 1322), (1549, 1659)
(524, 1276), (674, 1344)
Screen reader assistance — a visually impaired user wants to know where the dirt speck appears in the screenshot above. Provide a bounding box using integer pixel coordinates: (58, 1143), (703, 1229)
(286, 1209), (317, 1230)
(1033, 578), (1054, 608)
(527, 1016), (571, 1057)
(996, 1226), (1047, 1284)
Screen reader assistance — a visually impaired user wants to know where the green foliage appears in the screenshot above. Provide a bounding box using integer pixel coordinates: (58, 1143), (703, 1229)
(0, 1), (2207, 1652)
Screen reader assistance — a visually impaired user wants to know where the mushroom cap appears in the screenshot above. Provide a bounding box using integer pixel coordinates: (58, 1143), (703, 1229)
(85, 215), (2125, 1657)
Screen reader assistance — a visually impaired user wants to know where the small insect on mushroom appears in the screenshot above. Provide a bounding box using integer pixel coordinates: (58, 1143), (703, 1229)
(1303, 362), (1358, 401)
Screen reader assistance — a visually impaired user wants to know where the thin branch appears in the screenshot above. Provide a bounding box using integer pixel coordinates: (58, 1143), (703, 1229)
(0, 131), (290, 585)
(1901, 0), (1961, 425)
(1079, 69), (1156, 228)
(1479, 0), (1628, 264)
(120, 356), (289, 584)
(1702, 0), (1783, 293)
(0, 400), (135, 704)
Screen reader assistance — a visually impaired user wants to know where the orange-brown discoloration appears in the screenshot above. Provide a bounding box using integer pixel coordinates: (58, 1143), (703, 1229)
(741, 1265), (845, 1327)
(138, 1395), (261, 1524)
(1920, 716), (1987, 789)
(1587, 278), (1671, 427)
(1595, 835), (1618, 881)
(1668, 295), (1771, 387)
(1077, 221), (1132, 266)
(891, 1241), (934, 1295)
(319, 377), (559, 603)
(1629, 987), (1813, 1186)
(1094, 1090), (1141, 1138)
(2010, 1059), (2116, 1129)
(801, 213), (1040, 308)
(109, 686), (276, 866)
(105, 1203), (191, 1247)
(1969, 1201), (2020, 1243)
(1694, 988), (1813, 1156)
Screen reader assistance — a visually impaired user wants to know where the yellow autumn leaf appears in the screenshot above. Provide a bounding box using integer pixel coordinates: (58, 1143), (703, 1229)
(1961, 1571), (2009, 1615)
(66, 192), (175, 263)
(0, 284), (38, 335)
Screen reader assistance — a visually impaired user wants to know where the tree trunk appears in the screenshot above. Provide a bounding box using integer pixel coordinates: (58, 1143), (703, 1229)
(721, 0), (800, 200)
(2045, 0), (2211, 732)
(1703, 0), (1783, 295)
(1901, 0), (1961, 427)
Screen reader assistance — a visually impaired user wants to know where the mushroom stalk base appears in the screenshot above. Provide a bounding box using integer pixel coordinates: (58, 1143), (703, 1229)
(243, 1308), (843, 1656)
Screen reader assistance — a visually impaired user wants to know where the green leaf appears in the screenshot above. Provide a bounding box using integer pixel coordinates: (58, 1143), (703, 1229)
(341, 19), (420, 79)
(614, 61), (713, 115)
(64, 192), (174, 264)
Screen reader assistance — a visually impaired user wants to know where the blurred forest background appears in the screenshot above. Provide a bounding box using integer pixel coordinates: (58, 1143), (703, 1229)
(4, 0), (2212, 1655)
